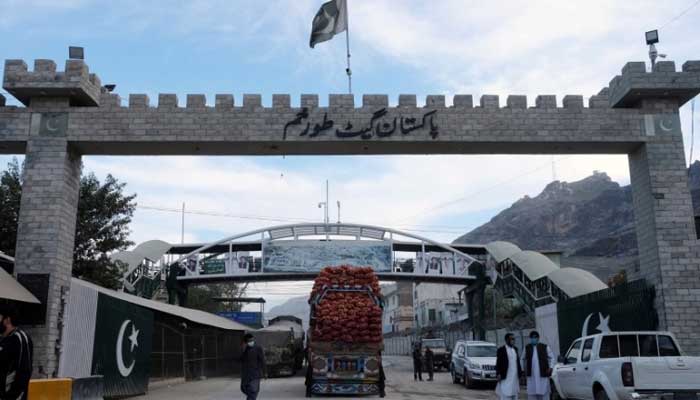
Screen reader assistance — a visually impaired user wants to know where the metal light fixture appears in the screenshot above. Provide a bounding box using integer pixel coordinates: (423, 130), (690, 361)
(104, 84), (116, 92)
(645, 30), (659, 45)
(68, 46), (84, 60)
(645, 30), (666, 68)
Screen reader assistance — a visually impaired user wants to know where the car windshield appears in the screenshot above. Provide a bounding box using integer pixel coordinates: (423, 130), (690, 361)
(422, 339), (446, 348)
(467, 345), (497, 357)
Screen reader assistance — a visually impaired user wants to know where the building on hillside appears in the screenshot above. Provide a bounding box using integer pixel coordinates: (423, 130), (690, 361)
(413, 283), (467, 330)
(382, 282), (414, 334)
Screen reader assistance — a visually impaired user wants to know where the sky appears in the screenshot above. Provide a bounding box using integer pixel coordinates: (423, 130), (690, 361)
(1, 0), (699, 308)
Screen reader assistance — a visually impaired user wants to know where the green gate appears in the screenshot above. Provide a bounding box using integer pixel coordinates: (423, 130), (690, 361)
(556, 279), (657, 354)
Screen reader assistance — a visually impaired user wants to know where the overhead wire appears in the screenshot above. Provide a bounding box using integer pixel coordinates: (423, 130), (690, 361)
(660, 0), (700, 29)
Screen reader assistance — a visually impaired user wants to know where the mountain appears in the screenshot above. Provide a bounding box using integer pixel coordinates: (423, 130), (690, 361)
(265, 295), (310, 330)
(455, 162), (700, 258)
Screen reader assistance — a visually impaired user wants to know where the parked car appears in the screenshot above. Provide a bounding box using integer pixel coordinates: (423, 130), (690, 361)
(420, 338), (451, 371)
(552, 331), (700, 400)
(450, 340), (498, 388)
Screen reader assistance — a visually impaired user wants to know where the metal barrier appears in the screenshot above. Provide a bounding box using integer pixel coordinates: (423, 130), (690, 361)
(28, 378), (72, 400)
(71, 376), (104, 400)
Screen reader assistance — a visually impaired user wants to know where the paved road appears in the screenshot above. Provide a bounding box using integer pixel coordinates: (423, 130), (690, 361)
(136, 356), (513, 400)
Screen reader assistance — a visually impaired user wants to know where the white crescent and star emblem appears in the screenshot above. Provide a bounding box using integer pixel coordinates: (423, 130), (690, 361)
(658, 117), (675, 132)
(116, 319), (140, 377)
(45, 116), (60, 132)
(581, 312), (611, 337)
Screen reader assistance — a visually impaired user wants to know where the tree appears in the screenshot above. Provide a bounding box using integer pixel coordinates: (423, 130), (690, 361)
(187, 282), (248, 313)
(0, 158), (137, 289)
(0, 158), (22, 257)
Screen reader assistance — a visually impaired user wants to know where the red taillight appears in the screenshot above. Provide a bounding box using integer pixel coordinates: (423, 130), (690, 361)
(621, 362), (634, 387)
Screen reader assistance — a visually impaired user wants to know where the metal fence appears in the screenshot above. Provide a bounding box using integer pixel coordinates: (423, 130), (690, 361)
(150, 315), (244, 382)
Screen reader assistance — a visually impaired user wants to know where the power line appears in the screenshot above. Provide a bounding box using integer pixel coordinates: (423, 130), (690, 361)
(138, 204), (315, 224)
(660, 0), (700, 29)
(392, 156), (572, 225)
(138, 204), (471, 235)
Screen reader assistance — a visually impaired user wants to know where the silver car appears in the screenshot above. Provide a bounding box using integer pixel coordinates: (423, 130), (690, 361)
(450, 340), (498, 388)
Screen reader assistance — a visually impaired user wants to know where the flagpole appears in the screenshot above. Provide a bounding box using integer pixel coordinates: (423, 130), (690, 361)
(344, 0), (352, 94)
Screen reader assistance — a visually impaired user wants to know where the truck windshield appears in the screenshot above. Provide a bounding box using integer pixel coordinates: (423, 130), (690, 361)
(467, 345), (497, 357)
(423, 339), (446, 348)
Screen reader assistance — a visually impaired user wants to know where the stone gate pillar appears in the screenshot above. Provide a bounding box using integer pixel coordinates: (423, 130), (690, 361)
(611, 60), (700, 354)
(3, 59), (102, 375)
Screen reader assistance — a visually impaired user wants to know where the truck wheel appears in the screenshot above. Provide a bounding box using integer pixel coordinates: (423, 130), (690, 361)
(451, 366), (460, 384)
(594, 389), (609, 400)
(464, 369), (475, 389)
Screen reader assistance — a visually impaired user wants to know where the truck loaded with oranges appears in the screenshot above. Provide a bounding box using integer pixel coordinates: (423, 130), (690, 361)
(304, 266), (386, 398)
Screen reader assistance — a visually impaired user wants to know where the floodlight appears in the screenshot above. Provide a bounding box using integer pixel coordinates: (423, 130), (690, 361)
(645, 30), (659, 45)
(104, 84), (116, 92)
(69, 46), (84, 60)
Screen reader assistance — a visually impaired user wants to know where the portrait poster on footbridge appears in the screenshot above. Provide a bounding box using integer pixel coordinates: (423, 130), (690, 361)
(262, 240), (392, 273)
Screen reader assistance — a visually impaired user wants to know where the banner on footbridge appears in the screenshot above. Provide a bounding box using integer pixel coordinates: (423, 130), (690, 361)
(262, 240), (393, 272)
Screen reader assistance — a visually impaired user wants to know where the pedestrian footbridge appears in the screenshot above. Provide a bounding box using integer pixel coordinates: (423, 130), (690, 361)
(112, 223), (608, 307)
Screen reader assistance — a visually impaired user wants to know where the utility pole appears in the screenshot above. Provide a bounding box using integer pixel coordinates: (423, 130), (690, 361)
(181, 202), (185, 244)
(337, 201), (341, 223)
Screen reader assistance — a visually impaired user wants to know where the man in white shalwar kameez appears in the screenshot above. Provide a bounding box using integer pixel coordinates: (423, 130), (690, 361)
(495, 333), (522, 400)
(521, 330), (555, 400)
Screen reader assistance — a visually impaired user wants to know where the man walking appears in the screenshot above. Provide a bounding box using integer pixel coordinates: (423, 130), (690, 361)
(520, 331), (555, 400)
(0, 305), (33, 400)
(495, 333), (522, 400)
(411, 342), (423, 381)
(239, 333), (266, 400)
(424, 346), (434, 381)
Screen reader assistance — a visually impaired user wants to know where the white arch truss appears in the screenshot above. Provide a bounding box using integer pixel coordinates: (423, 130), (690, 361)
(175, 222), (479, 279)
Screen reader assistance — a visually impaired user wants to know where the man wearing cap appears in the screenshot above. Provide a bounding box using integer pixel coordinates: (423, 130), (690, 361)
(520, 330), (555, 400)
(0, 305), (33, 400)
(239, 333), (266, 400)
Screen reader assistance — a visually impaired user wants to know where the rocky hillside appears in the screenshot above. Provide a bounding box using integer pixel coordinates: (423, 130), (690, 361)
(454, 162), (700, 257)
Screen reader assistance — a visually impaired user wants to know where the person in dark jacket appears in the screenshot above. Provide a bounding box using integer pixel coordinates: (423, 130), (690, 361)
(495, 333), (522, 400)
(520, 330), (555, 400)
(0, 305), (33, 400)
(239, 333), (266, 400)
(411, 342), (423, 381)
(424, 346), (435, 381)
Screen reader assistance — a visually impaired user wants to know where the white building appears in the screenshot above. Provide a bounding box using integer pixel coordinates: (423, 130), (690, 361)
(382, 282), (414, 334)
(413, 283), (467, 329)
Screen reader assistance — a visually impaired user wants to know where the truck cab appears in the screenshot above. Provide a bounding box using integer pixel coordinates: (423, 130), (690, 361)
(552, 331), (700, 400)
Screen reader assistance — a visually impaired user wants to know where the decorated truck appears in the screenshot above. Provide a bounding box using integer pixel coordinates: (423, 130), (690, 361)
(255, 315), (305, 377)
(305, 266), (386, 397)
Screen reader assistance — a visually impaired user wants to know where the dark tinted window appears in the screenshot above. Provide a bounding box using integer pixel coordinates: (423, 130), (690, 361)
(566, 340), (582, 364)
(581, 338), (594, 362)
(639, 335), (658, 357)
(457, 345), (465, 357)
(467, 345), (497, 357)
(619, 335), (639, 357)
(658, 335), (680, 357)
(599, 335), (620, 358)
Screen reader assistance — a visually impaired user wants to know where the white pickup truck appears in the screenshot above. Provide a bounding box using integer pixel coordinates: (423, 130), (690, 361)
(552, 331), (700, 400)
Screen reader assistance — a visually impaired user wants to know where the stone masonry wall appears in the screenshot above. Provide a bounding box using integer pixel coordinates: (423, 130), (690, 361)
(1, 56), (699, 373)
(14, 135), (81, 376)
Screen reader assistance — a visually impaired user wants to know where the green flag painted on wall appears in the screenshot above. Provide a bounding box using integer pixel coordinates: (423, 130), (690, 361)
(92, 293), (154, 397)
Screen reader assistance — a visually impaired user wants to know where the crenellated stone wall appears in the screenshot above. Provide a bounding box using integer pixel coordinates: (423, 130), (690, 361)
(1, 56), (700, 372)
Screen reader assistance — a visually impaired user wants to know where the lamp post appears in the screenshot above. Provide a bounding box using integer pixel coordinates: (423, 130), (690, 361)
(645, 30), (666, 69)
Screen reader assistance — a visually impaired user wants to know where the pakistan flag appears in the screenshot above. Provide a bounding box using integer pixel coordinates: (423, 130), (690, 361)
(92, 293), (154, 397)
